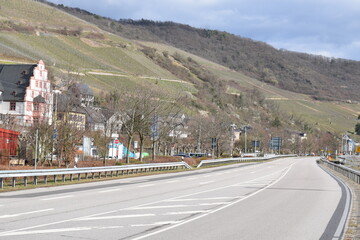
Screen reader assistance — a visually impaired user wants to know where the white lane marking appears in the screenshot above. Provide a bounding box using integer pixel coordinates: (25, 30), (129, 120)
(165, 197), (238, 202)
(77, 214), (155, 221)
(41, 195), (73, 201)
(131, 221), (182, 227)
(166, 180), (179, 183)
(320, 166), (351, 240)
(99, 188), (123, 193)
(163, 210), (210, 215)
(137, 184), (155, 188)
(0, 165), (292, 237)
(0, 208), (54, 219)
(199, 181), (214, 185)
(186, 177), (198, 180)
(129, 205), (191, 210)
(0, 226), (123, 237)
(199, 202), (230, 206)
(131, 164), (294, 240)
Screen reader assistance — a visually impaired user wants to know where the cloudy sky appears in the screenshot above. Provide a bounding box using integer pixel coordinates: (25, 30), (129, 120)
(48, 0), (360, 61)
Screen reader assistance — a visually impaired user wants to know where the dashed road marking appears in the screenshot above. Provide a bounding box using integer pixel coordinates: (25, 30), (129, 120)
(77, 214), (155, 221)
(0, 226), (124, 237)
(0, 208), (54, 219)
(137, 184), (155, 188)
(99, 188), (123, 193)
(41, 195), (73, 201)
(199, 181), (215, 185)
(165, 180), (180, 183)
(129, 205), (190, 210)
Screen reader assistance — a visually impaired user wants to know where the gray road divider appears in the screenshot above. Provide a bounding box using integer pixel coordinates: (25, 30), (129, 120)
(0, 161), (192, 189)
(196, 154), (297, 168)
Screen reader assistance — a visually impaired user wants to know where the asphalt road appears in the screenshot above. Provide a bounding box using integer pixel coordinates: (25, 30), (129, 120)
(0, 157), (350, 240)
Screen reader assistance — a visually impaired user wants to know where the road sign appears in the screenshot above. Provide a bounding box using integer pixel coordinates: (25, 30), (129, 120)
(252, 140), (260, 148)
(211, 138), (217, 148)
(114, 139), (120, 144)
(270, 137), (282, 150)
(356, 146), (360, 153)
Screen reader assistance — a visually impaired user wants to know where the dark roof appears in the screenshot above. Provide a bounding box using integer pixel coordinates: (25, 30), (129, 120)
(0, 64), (36, 101)
(83, 107), (105, 124)
(73, 83), (93, 96)
(33, 95), (46, 103)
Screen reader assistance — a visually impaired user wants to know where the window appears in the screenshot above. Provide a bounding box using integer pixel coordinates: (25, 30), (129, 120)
(33, 103), (39, 111)
(10, 102), (16, 111)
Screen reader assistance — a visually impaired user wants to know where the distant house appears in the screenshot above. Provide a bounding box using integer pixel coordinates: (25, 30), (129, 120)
(69, 83), (95, 107)
(56, 94), (87, 131)
(0, 60), (53, 125)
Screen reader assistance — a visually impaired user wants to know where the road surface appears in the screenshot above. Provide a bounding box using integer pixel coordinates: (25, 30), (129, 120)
(0, 157), (350, 239)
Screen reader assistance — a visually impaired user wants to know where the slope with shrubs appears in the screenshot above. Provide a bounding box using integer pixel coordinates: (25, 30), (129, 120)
(50, 2), (360, 102)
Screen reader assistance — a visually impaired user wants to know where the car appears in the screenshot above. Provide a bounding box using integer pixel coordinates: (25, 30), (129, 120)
(173, 153), (190, 158)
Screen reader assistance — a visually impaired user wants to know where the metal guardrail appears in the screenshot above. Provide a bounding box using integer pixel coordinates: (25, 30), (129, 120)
(196, 154), (297, 168)
(319, 158), (360, 184)
(0, 162), (192, 189)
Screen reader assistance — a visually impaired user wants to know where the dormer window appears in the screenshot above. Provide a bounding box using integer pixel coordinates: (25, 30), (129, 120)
(21, 70), (26, 75)
(11, 91), (16, 96)
(17, 80), (21, 85)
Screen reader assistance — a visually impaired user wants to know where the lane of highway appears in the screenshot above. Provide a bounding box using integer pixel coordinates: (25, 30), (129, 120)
(0, 157), (348, 239)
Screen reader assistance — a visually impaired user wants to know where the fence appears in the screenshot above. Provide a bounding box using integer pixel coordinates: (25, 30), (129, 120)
(319, 158), (360, 184)
(0, 162), (192, 189)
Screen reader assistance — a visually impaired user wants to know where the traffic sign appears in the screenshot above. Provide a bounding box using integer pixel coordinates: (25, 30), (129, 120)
(114, 139), (120, 144)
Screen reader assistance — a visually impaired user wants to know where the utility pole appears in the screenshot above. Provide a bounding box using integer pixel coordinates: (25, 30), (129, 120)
(197, 125), (201, 153)
(51, 90), (61, 162)
(35, 128), (38, 169)
(244, 127), (247, 153)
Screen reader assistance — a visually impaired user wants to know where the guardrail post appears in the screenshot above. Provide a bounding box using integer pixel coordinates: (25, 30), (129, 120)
(77, 173), (81, 181)
(70, 174), (73, 181)
(12, 177), (16, 187)
(0, 178), (3, 188)
(24, 177), (27, 187)
(98, 172), (101, 179)
(44, 176), (47, 185)
(104, 171), (108, 178)
(34, 176), (37, 185)
(85, 173), (88, 179)
(54, 175), (57, 183)
(91, 173), (95, 179)
(62, 174), (65, 182)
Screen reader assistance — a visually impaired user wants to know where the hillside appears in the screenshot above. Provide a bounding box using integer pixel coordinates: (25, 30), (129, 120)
(49, 3), (360, 102)
(0, 0), (359, 137)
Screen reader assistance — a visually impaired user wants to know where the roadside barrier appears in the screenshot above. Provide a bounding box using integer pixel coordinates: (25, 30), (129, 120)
(0, 162), (192, 189)
(196, 154), (297, 168)
(319, 158), (360, 184)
